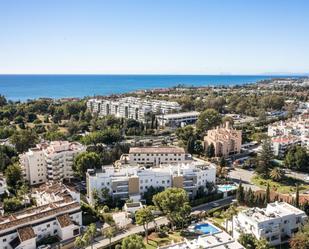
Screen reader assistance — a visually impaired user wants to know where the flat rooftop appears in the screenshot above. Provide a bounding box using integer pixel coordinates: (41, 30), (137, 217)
(157, 111), (200, 119)
(129, 146), (185, 154)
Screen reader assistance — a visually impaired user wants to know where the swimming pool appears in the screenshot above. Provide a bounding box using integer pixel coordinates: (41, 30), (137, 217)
(194, 223), (219, 234)
(217, 184), (237, 192)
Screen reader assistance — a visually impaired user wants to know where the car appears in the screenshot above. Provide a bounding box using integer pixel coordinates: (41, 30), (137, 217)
(212, 202), (220, 207)
(305, 176), (309, 183)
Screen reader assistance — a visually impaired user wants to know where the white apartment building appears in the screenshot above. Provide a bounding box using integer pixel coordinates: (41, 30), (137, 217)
(20, 141), (85, 186)
(233, 202), (308, 246)
(156, 111), (200, 127)
(0, 198), (82, 249)
(86, 161), (216, 205)
(271, 136), (301, 158)
(123, 146), (192, 166)
(87, 97), (181, 122)
(0, 174), (8, 195)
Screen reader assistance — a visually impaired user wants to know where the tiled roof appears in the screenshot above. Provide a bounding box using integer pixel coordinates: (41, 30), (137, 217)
(0, 201), (80, 232)
(57, 214), (73, 228)
(17, 226), (36, 241)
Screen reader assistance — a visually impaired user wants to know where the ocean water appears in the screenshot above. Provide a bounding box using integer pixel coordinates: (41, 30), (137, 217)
(0, 74), (284, 101)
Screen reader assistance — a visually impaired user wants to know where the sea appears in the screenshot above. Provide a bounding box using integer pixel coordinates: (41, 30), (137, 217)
(0, 74), (293, 101)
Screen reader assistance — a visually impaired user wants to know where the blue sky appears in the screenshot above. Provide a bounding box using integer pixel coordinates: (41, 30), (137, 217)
(1, 0), (309, 74)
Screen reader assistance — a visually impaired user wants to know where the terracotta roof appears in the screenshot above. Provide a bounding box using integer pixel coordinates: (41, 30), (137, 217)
(129, 147), (185, 154)
(0, 201), (80, 232)
(57, 214), (73, 228)
(17, 226), (36, 241)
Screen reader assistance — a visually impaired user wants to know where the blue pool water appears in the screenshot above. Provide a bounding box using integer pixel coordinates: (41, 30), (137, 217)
(194, 223), (219, 234)
(218, 185), (237, 192)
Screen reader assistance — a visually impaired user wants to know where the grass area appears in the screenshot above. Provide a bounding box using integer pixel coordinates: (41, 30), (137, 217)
(144, 232), (184, 249)
(252, 175), (309, 194)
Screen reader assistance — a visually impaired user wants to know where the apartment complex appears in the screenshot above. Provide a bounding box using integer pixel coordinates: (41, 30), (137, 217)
(233, 202), (307, 246)
(20, 141), (85, 186)
(268, 115), (309, 152)
(122, 146), (192, 166)
(86, 161), (216, 205)
(204, 122), (242, 157)
(156, 111), (200, 127)
(0, 196), (82, 249)
(87, 97), (181, 122)
(271, 136), (301, 158)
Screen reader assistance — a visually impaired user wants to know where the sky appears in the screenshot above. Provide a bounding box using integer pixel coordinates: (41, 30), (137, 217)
(0, 0), (309, 75)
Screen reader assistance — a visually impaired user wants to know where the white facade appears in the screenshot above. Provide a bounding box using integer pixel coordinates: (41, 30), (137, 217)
(271, 136), (301, 158)
(0, 174), (8, 195)
(156, 111), (200, 127)
(233, 202), (308, 246)
(87, 97), (181, 122)
(125, 146), (192, 166)
(86, 161), (216, 205)
(0, 199), (82, 249)
(20, 141), (85, 185)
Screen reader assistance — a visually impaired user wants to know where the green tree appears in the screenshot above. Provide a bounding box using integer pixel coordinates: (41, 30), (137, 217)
(74, 236), (86, 249)
(196, 108), (222, 132)
(254, 239), (272, 249)
(186, 136), (196, 154)
(83, 223), (97, 249)
(142, 186), (164, 205)
(206, 143), (215, 158)
(121, 234), (145, 249)
(3, 197), (23, 213)
(73, 152), (100, 177)
(295, 184), (300, 208)
(10, 130), (38, 153)
(5, 163), (23, 190)
(102, 226), (116, 249)
(135, 207), (154, 243)
(238, 233), (256, 249)
(255, 139), (273, 178)
(284, 146), (309, 172)
(153, 188), (191, 230)
(236, 182), (245, 205)
(269, 167), (284, 182)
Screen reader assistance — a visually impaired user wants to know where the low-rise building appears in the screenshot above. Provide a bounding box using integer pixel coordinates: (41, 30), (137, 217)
(0, 198), (82, 249)
(20, 141), (85, 186)
(86, 161), (216, 205)
(32, 182), (80, 206)
(204, 122), (242, 157)
(156, 111), (200, 127)
(233, 202), (308, 246)
(123, 146), (192, 166)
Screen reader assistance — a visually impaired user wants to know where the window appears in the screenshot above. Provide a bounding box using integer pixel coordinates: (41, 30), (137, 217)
(54, 229), (57, 234)
(3, 238), (7, 242)
(47, 224), (50, 228)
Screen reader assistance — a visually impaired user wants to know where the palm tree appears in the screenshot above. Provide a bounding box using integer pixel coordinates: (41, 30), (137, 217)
(270, 167), (284, 182)
(74, 236), (86, 249)
(84, 223), (97, 249)
(102, 226), (116, 249)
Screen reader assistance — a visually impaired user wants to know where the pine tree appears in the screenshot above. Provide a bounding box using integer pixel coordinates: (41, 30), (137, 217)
(236, 182), (245, 205)
(255, 139), (273, 179)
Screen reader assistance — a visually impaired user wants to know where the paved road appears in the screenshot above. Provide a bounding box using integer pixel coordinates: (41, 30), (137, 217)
(86, 197), (234, 249)
(228, 168), (261, 191)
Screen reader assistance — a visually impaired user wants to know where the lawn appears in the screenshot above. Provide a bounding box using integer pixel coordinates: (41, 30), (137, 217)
(144, 232), (184, 249)
(251, 175), (309, 194)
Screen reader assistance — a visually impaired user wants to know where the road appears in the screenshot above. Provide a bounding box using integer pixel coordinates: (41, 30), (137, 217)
(85, 197), (234, 249)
